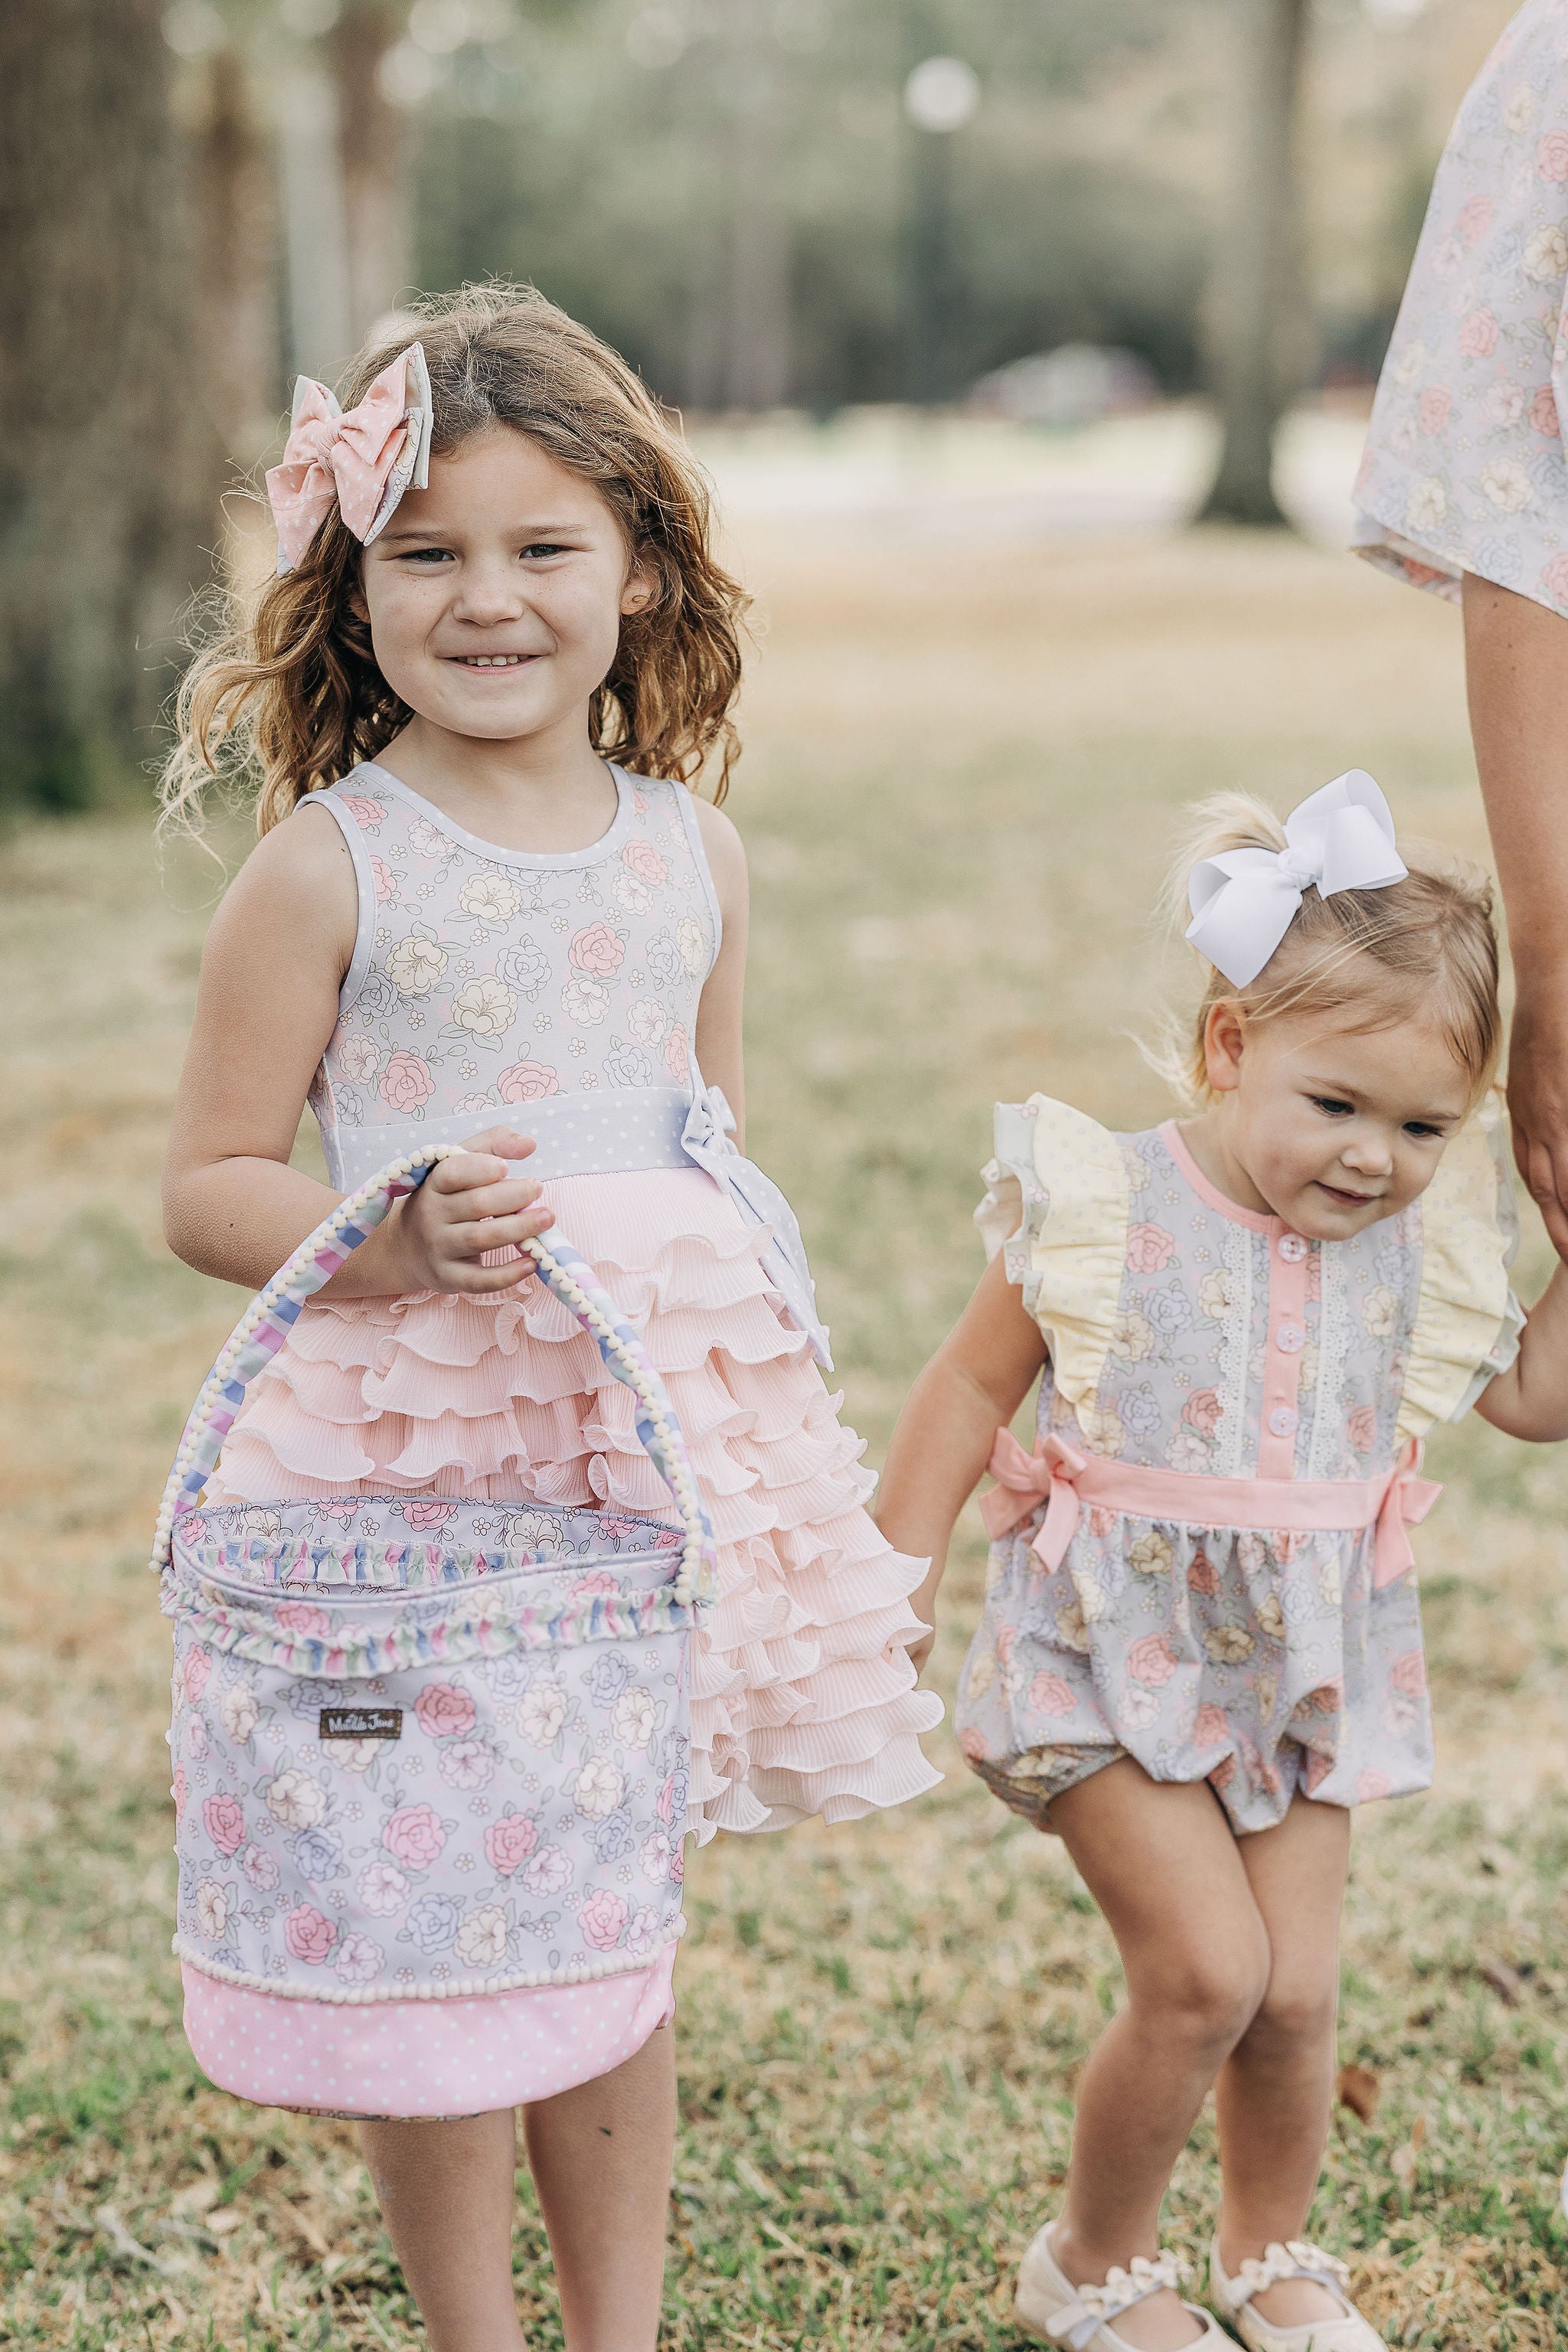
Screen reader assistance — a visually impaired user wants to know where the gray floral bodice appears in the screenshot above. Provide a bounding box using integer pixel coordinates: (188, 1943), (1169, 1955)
(978, 1101), (1521, 1490)
(302, 763), (720, 1188)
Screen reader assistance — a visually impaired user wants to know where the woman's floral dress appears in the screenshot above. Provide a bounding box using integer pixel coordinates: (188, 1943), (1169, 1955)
(1354, 0), (1568, 615)
(956, 1100), (1521, 1835)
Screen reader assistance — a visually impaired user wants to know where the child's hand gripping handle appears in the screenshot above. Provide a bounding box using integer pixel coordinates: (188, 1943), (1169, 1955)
(149, 1145), (717, 1606)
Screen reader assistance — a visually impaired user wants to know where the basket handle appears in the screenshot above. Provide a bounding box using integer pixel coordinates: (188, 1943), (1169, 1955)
(151, 1145), (717, 1607)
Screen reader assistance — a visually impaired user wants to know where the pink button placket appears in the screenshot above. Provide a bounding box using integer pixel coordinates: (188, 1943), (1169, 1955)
(1259, 1228), (1312, 1476)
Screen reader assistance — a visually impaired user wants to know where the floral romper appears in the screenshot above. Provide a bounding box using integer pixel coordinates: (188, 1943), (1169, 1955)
(956, 1098), (1521, 1834)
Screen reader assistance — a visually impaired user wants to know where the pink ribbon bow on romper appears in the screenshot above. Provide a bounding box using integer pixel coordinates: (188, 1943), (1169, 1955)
(978, 1429), (1098, 1572)
(977, 1426), (1440, 1589)
(264, 342), (433, 573)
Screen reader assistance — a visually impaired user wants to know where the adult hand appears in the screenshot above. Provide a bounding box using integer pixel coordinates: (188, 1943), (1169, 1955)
(1506, 988), (1568, 1259)
(388, 1129), (554, 1294)
(1463, 573), (1568, 1258)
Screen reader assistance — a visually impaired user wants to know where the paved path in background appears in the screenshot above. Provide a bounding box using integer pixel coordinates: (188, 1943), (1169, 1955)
(694, 403), (1369, 550)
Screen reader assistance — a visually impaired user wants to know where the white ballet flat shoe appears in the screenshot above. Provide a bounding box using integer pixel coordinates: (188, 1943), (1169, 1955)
(1015, 2223), (1232, 2350)
(1207, 2236), (1387, 2352)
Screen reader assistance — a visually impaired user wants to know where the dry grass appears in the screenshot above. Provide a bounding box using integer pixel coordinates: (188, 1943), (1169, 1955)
(2, 513), (1566, 2347)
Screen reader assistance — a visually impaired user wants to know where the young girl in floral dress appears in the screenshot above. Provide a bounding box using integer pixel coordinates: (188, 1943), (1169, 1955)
(877, 773), (1568, 2352)
(159, 285), (940, 2352)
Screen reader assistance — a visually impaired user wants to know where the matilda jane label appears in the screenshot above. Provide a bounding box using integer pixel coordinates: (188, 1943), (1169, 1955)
(319, 1705), (402, 1741)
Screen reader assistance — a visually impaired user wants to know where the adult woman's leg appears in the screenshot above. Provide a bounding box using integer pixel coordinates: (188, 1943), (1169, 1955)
(360, 2108), (529, 2352)
(523, 2022), (678, 2352)
(1048, 1759), (1272, 2352)
(1214, 1793), (1351, 2330)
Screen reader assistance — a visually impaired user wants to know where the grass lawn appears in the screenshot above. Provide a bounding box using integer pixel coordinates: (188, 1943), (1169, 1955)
(1, 510), (1565, 2348)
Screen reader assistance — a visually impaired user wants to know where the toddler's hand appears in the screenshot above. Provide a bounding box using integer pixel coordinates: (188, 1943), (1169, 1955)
(390, 1130), (554, 1295)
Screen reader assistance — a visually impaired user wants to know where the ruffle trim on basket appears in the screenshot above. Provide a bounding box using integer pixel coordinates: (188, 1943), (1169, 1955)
(163, 1560), (694, 1678)
(205, 1167), (944, 1842)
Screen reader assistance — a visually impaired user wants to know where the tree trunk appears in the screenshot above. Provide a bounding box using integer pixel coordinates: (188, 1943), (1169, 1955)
(191, 45), (279, 469)
(0, 0), (218, 809)
(332, 0), (413, 348)
(1198, 0), (1311, 528)
(724, 0), (791, 411)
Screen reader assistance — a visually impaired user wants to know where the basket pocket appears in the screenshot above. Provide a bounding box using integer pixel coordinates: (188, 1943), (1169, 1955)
(168, 1532), (690, 2003)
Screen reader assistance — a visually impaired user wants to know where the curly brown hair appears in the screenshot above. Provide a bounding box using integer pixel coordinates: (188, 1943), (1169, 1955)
(162, 285), (749, 835)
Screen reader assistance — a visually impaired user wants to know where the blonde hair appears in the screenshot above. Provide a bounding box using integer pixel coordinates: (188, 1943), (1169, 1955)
(161, 284), (749, 836)
(1156, 791), (1501, 1108)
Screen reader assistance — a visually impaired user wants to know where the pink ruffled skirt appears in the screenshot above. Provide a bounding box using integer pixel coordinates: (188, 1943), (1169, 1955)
(199, 1167), (942, 2110)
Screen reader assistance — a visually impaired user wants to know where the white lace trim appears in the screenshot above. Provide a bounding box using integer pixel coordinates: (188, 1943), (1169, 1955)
(1213, 1223), (1253, 1478)
(1227, 2238), (1350, 2308)
(1308, 1245), (1354, 1480)
(1046, 2249), (1185, 2348)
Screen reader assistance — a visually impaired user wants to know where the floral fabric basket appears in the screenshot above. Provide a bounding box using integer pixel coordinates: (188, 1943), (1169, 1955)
(152, 1148), (716, 2064)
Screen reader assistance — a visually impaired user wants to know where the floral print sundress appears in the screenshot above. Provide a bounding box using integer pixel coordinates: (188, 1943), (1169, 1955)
(1354, 0), (1568, 616)
(956, 1098), (1521, 1835)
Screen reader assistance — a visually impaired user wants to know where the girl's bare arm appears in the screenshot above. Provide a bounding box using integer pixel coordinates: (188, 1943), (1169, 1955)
(876, 1251), (1048, 1671)
(1474, 1263), (1568, 1442)
(162, 808), (554, 1298)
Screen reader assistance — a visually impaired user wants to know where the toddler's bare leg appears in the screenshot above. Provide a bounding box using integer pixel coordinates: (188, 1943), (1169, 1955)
(1215, 1793), (1351, 2330)
(1047, 1759), (1271, 2352)
(524, 2022), (677, 2350)
(359, 2106), (528, 2352)
(358, 2026), (675, 2352)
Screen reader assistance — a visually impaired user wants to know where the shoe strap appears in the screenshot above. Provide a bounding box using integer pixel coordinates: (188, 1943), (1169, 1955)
(1047, 2249), (1184, 2348)
(1227, 2239), (1351, 2308)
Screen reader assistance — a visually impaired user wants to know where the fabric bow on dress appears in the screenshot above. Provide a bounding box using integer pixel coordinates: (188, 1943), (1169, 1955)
(265, 341), (433, 574)
(679, 1069), (832, 1368)
(1185, 769), (1407, 987)
(977, 1426), (1440, 1590)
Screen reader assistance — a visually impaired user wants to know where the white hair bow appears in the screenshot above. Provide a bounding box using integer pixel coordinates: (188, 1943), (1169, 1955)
(1185, 770), (1407, 988)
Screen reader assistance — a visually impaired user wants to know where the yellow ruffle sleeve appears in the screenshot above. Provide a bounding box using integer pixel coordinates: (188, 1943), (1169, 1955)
(975, 1096), (1129, 1410)
(1398, 1096), (1523, 1441)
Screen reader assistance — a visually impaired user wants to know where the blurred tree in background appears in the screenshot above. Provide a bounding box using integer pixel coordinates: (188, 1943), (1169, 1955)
(0, 0), (224, 812)
(0, 0), (1517, 811)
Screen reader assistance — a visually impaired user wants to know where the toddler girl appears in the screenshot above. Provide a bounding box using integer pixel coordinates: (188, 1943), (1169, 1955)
(160, 285), (940, 2351)
(877, 773), (1568, 2352)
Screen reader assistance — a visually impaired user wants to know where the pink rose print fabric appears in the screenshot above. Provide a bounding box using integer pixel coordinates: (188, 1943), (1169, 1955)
(167, 1531), (691, 2012)
(305, 764), (717, 1146)
(955, 1104), (1517, 1837)
(1354, 0), (1568, 615)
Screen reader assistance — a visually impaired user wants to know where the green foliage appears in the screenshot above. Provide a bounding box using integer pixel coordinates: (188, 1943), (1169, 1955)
(411, 0), (1214, 408)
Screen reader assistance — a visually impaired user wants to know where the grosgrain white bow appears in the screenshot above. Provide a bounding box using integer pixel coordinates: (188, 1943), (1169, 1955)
(1185, 770), (1407, 988)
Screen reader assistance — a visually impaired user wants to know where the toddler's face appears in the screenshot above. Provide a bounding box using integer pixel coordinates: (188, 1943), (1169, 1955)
(356, 426), (650, 748)
(1204, 991), (1475, 1240)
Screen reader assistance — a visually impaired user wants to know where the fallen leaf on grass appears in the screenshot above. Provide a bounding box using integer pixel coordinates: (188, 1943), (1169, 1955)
(1390, 2115), (1428, 2192)
(1480, 1959), (1523, 2005)
(1336, 2063), (1380, 2122)
(281, 2198), (332, 2256)
(95, 2203), (182, 2277)
(730, 2153), (779, 2203)
(171, 2177), (220, 2216)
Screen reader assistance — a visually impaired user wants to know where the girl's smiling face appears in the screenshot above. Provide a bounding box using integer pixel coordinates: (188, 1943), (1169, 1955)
(358, 426), (652, 747)
(1191, 977), (1475, 1240)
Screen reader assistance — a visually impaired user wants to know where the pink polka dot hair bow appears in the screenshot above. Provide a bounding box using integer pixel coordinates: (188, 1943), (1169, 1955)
(1185, 769), (1407, 988)
(264, 341), (433, 574)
